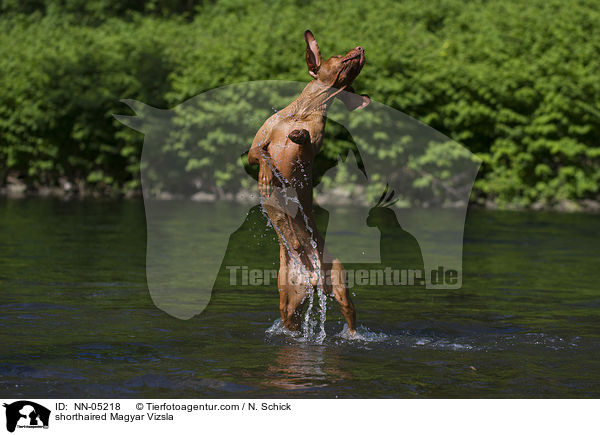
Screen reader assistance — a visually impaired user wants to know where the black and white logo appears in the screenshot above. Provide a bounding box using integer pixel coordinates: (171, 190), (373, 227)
(3, 401), (50, 432)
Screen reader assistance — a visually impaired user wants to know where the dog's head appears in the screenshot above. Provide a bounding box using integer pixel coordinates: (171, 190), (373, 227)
(304, 30), (370, 110)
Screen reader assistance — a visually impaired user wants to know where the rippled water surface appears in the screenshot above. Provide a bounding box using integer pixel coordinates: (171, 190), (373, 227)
(1, 198), (599, 398)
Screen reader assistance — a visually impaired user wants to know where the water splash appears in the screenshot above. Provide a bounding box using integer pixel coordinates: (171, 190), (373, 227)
(335, 324), (389, 342)
(300, 287), (328, 344)
(263, 288), (328, 344)
(266, 319), (301, 338)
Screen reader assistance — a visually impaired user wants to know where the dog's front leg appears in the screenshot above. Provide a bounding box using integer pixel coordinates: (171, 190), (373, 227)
(249, 141), (276, 198)
(258, 160), (274, 198)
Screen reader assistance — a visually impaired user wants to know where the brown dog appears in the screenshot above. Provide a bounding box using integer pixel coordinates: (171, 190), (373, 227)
(248, 30), (370, 334)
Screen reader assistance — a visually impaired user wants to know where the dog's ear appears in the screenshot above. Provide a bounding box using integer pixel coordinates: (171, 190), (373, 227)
(304, 30), (322, 79)
(337, 87), (371, 111)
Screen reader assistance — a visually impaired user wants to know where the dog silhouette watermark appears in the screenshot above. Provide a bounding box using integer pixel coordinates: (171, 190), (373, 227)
(3, 401), (50, 433)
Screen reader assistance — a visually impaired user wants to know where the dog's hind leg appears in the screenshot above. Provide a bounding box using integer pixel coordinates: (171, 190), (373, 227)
(277, 247), (310, 331)
(328, 259), (356, 333)
(279, 284), (309, 331)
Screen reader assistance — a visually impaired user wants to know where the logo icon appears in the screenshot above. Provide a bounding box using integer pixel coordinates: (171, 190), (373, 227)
(3, 401), (50, 433)
(115, 81), (481, 320)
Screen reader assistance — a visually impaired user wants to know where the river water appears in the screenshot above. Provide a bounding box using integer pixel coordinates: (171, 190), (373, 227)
(1, 198), (598, 398)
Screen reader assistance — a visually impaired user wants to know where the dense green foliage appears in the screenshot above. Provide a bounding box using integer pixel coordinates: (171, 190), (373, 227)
(1, 0), (599, 206)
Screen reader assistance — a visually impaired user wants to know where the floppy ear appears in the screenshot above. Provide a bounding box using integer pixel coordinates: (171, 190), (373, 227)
(304, 30), (322, 79)
(337, 86), (371, 111)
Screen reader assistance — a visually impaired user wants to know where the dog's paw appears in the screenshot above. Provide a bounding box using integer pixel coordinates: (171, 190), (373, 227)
(258, 166), (274, 197)
(259, 181), (272, 197)
(288, 129), (310, 145)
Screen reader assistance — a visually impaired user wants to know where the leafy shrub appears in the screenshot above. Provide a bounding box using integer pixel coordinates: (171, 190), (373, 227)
(0, 0), (598, 206)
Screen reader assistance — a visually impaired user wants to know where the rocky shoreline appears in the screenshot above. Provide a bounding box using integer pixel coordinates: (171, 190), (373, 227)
(1, 181), (599, 213)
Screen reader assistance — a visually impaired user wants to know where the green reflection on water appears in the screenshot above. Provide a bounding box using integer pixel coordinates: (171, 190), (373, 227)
(0, 198), (599, 398)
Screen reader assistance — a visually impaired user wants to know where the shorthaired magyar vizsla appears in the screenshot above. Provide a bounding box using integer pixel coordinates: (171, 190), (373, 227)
(248, 30), (370, 334)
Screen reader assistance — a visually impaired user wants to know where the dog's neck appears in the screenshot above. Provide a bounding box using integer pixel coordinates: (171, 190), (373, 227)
(289, 80), (346, 120)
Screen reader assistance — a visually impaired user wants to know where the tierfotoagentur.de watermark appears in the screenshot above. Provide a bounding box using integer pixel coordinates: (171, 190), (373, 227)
(226, 265), (459, 288)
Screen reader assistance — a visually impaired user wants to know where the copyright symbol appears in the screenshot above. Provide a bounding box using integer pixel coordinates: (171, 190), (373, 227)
(136, 403), (144, 410)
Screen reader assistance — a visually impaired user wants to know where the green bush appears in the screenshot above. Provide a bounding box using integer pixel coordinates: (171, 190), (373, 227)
(0, 0), (598, 206)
